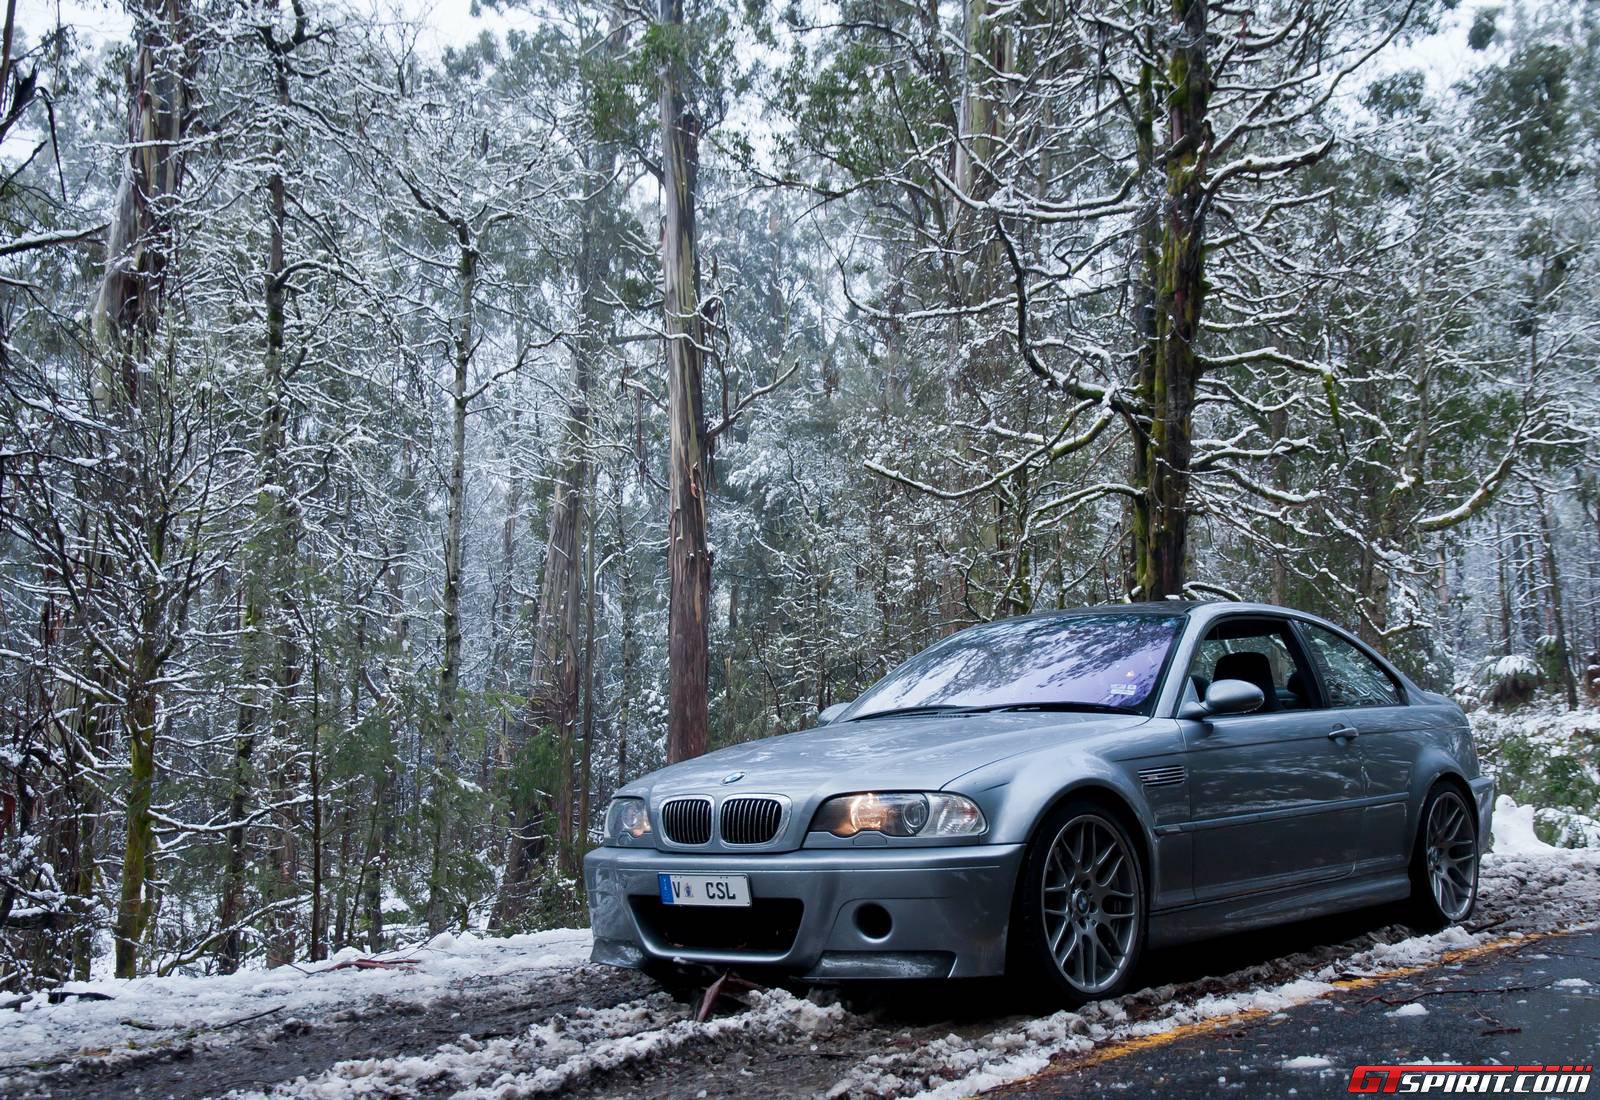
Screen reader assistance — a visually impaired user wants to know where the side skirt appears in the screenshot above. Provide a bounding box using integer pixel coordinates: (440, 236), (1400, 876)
(1147, 871), (1412, 949)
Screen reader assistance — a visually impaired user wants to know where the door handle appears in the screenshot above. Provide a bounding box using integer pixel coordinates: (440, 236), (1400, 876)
(1327, 725), (1359, 741)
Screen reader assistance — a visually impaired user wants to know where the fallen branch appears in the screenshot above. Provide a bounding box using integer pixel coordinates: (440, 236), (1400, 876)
(325, 957), (418, 972)
(695, 971), (762, 1023)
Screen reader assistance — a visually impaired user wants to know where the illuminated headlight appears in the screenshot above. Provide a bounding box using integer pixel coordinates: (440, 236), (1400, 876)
(811, 792), (986, 839)
(605, 797), (651, 844)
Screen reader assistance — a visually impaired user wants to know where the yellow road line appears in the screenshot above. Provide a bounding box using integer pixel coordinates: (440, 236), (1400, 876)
(982, 931), (1550, 1095)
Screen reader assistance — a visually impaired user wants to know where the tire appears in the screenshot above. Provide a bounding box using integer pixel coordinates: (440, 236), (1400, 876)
(1406, 784), (1481, 932)
(1009, 800), (1147, 1006)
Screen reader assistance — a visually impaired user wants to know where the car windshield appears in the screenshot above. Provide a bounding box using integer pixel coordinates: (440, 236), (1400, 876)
(844, 613), (1184, 720)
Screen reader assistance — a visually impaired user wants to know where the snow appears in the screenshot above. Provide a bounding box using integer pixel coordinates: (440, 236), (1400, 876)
(7, 796), (1600, 1100)
(831, 926), (1498, 1100)
(1552, 977), (1592, 989)
(230, 988), (844, 1100)
(1492, 654), (1539, 679)
(0, 928), (592, 1073)
(1492, 795), (1556, 855)
(843, 844), (1600, 1100)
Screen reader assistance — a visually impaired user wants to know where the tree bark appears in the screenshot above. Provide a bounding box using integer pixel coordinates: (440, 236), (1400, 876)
(94, 0), (196, 980)
(660, 0), (712, 764)
(1140, 0), (1210, 601)
(424, 238), (475, 934)
(220, 12), (305, 972)
(1535, 486), (1579, 709)
(615, 470), (637, 786)
(1127, 4), (1159, 597)
(494, 127), (615, 925)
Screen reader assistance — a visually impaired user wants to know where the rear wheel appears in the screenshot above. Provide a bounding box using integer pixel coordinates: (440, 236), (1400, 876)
(1406, 784), (1480, 931)
(1010, 801), (1145, 1006)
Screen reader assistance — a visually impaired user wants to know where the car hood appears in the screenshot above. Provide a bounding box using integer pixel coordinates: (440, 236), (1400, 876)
(623, 710), (1148, 802)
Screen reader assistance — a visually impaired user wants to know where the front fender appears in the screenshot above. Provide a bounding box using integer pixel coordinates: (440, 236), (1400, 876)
(948, 751), (1174, 906)
(1407, 748), (1485, 852)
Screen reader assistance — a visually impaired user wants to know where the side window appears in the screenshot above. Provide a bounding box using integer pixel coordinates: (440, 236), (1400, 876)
(1187, 618), (1317, 712)
(1302, 625), (1402, 708)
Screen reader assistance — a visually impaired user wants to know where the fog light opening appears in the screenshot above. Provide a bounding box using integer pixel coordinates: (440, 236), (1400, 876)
(854, 902), (893, 941)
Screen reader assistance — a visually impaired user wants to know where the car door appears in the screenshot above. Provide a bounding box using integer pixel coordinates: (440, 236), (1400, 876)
(1294, 621), (1417, 877)
(1180, 615), (1366, 901)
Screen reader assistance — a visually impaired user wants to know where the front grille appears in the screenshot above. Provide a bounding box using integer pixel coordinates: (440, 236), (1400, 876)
(720, 797), (783, 845)
(630, 896), (804, 954)
(660, 798), (712, 845)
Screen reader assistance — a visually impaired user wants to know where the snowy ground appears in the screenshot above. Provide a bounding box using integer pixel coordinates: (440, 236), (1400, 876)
(0, 929), (592, 1073)
(2, 800), (1596, 1100)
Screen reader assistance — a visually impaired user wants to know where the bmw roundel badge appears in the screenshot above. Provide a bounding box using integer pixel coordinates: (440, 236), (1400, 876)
(721, 771), (745, 785)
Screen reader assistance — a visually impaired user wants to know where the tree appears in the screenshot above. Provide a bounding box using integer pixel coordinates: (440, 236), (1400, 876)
(93, 0), (207, 980)
(657, 0), (713, 765)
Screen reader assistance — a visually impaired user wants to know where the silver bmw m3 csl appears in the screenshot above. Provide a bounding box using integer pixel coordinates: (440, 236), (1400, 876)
(584, 601), (1494, 1004)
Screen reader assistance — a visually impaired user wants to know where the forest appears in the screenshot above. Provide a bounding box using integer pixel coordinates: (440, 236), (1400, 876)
(0, 0), (1595, 991)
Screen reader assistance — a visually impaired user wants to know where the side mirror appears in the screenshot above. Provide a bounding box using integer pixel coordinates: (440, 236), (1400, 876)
(816, 702), (850, 727)
(1179, 678), (1265, 721)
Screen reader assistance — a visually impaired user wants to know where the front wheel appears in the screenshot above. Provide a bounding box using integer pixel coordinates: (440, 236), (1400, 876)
(1406, 784), (1480, 931)
(1009, 802), (1146, 1006)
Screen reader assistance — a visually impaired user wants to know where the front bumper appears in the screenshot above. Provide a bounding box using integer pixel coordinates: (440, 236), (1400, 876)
(583, 842), (1025, 980)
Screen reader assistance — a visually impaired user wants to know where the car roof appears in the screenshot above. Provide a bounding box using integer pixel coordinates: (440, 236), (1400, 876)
(1027, 599), (1332, 619)
(1019, 601), (1205, 616)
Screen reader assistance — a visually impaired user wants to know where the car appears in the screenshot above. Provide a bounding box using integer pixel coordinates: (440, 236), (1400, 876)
(583, 601), (1494, 1003)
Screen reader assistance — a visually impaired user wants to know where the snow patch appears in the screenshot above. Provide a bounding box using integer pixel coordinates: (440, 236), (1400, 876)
(230, 988), (846, 1099)
(1386, 1003), (1429, 1018)
(0, 928), (593, 1073)
(1281, 1055), (1332, 1070)
(1492, 796), (1555, 855)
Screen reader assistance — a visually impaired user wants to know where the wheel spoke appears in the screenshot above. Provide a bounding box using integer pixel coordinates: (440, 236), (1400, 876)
(1040, 814), (1139, 996)
(1425, 793), (1477, 922)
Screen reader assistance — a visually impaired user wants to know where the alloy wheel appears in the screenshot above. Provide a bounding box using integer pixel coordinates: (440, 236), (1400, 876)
(1425, 791), (1477, 922)
(1040, 814), (1139, 994)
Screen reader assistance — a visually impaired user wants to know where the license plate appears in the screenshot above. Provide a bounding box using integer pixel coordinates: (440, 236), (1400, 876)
(657, 872), (750, 907)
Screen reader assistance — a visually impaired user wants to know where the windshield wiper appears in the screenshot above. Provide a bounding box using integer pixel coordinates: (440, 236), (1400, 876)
(976, 701), (1134, 715)
(849, 700), (1133, 721)
(846, 704), (987, 722)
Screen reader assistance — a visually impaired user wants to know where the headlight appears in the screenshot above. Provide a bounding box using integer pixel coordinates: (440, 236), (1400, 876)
(605, 797), (651, 844)
(811, 792), (986, 838)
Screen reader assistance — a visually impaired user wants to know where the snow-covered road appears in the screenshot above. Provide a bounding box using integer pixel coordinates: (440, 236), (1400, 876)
(3, 817), (1597, 1100)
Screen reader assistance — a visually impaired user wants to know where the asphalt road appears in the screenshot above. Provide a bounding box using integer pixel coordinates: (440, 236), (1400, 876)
(993, 928), (1600, 1099)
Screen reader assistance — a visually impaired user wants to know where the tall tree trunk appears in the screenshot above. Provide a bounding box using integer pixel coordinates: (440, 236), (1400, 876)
(308, 641), (325, 961)
(1141, 0), (1210, 601)
(424, 240), (475, 934)
(1535, 487), (1579, 709)
(1495, 514), (1514, 653)
(494, 133), (614, 923)
(220, 18), (303, 971)
(577, 477), (597, 866)
(660, 0), (711, 764)
(1127, 4), (1159, 597)
(95, 0), (195, 980)
(614, 471), (636, 786)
